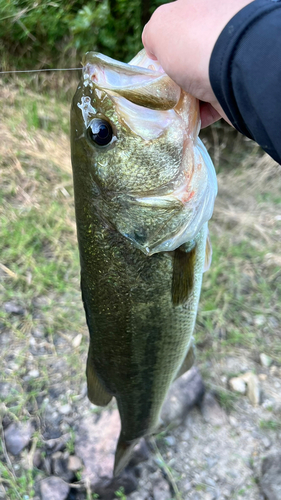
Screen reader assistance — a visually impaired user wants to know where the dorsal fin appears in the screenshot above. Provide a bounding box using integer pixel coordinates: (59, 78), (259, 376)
(204, 232), (212, 272)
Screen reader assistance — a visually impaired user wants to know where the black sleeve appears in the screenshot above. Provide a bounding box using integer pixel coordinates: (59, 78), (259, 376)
(209, 0), (281, 164)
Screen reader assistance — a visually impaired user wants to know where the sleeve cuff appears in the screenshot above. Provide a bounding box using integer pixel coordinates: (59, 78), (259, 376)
(209, 0), (281, 139)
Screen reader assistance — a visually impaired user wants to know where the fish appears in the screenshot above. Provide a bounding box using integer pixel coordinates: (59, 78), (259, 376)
(70, 49), (217, 476)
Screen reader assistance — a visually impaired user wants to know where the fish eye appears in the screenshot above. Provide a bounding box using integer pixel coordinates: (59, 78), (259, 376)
(88, 118), (113, 147)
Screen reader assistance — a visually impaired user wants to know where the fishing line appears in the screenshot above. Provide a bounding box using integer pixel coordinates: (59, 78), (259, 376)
(0, 68), (82, 74)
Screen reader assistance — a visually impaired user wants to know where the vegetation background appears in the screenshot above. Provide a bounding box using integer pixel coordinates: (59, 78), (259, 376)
(0, 1), (281, 500)
(0, 0), (171, 70)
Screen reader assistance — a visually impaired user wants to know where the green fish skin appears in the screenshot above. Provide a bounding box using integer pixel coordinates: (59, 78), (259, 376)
(70, 50), (217, 476)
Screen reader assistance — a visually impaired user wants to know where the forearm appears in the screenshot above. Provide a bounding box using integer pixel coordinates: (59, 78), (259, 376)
(210, 0), (281, 164)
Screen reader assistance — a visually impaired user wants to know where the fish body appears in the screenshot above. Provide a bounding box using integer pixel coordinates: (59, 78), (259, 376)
(70, 50), (217, 475)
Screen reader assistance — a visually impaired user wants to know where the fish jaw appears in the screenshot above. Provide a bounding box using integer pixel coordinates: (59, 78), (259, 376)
(82, 51), (181, 111)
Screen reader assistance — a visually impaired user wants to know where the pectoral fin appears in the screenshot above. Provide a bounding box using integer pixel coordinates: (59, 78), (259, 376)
(175, 342), (196, 380)
(172, 243), (197, 306)
(204, 232), (212, 272)
(86, 344), (112, 406)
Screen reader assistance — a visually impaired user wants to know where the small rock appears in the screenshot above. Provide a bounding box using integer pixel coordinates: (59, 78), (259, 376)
(0, 382), (13, 399)
(254, 315), (266, 326)
(72, 333), (82, 348)
(183, 480), (192, 492)
(269, 316), (279, 329)
(44, 433), (71, 452)
(93, 472), (138, 500)
(241, 372), (260, 405)
(68, 455), (83, 472)
(222, 486), (233, 498)
(75, 410), (120, 484)
(262, 437), (271, 450)
(43, 456), (52, 475)
(224, 357), (249, 375)
(161, 367), (205, 425)
(260, 353), (273, 368)
(40, 476), (70, 500)
(33, 449), (43, 469)
(52, 451), (75, 482)
(153, 479), (171, 500)
(4, 421), (33, 455)
(164, 435), (176, 447)
(229, 377), (247, 394)
(259, 373), (267, 381)
(58, 404), (72, 415)
(3, 301), (25, 315)
(181, 429), (191, 441)
(229, 416), (238, 427)
(128, 439), (150, 467)
(262, 399), (274, 410)
(200, 392), (228, 426)
(33, 327), (44, 338)
(270, 366), (279, 376)
(260, 452), (281, 500)
(204, 492), (217, 500)
(205, 477), (217, 488)
(28, 369), (40, 378)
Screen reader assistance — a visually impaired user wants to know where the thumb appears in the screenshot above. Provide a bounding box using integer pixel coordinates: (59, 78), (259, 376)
(142, 23), (158, 60)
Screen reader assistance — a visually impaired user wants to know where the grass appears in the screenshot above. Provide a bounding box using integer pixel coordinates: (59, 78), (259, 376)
(0, 80), (88, 499)
(195, 147), (281, 364)
(0, 77), (281, 498)
(259, 419), (281, 431)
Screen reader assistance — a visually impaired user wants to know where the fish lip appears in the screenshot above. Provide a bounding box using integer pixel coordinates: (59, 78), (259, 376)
(82, 51), (162, 77)
(82, 53), (163, 90)
(82, 52), (181, 111)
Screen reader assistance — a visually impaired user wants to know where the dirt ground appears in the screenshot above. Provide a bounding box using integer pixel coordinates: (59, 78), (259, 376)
(0, 80), (281, 500)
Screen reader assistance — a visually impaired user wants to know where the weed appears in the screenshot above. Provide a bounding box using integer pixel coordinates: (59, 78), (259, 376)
(66, 428), (76, 454)
(0, 461), (35, 500)
(215, 387), (239, 412)
(115, 487), (127, 499)
(195, 483), (207, 492)
(259, 419), (281, 430)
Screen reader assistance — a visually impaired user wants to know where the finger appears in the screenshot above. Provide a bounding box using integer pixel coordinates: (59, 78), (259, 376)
(200, 102), (222, 128)
(142, 3), (175, 67)
(142, 24), (157, 60)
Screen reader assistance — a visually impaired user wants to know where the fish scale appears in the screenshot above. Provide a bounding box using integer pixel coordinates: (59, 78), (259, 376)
(71, 49), (217, 475)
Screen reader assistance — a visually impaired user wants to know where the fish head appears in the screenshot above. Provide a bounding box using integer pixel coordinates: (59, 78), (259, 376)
(71, 50), (217, 255)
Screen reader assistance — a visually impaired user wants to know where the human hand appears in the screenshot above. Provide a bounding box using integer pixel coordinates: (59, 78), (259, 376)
(142, 0), (253, 127)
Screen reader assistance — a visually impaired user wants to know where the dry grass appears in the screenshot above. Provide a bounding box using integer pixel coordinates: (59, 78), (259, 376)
(198, 128), (281, 364)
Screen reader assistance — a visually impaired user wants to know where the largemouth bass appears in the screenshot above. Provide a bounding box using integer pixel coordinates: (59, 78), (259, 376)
(71, 49), (217, 476)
